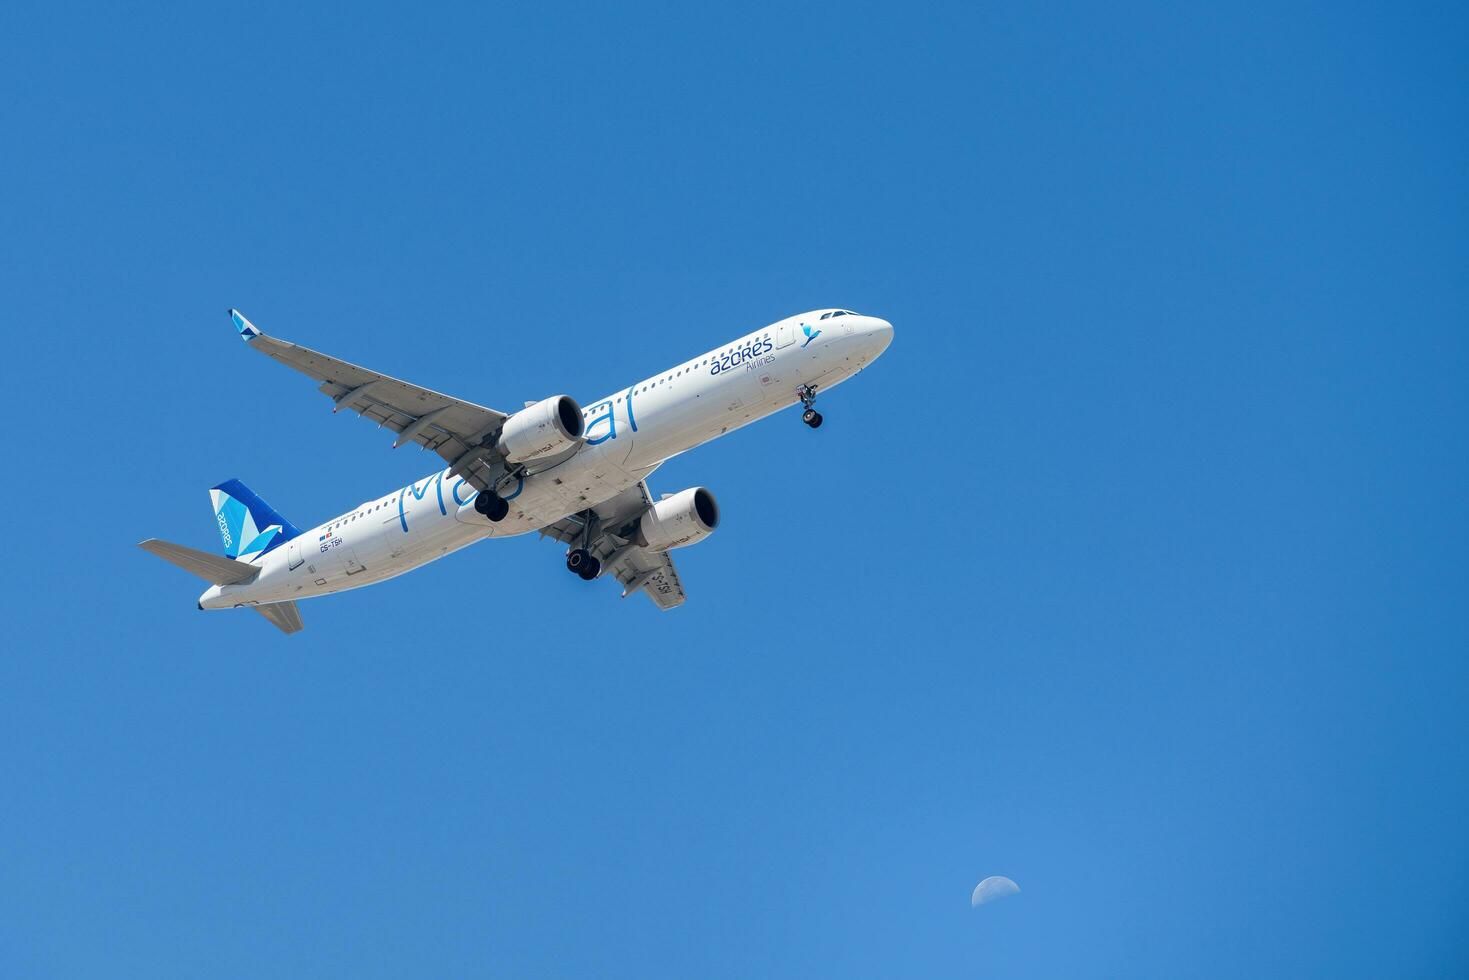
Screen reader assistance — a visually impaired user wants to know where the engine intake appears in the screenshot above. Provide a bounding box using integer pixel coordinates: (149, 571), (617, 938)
(636, 487), (720, 551)
(499, 395), (584, 464)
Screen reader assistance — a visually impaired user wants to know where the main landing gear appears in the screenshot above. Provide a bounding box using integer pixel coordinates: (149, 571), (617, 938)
(566, 508), (603, 580)
(474, 491), (509, 522)
(566, 548), (602, 580)
(797, 384), (823, 429)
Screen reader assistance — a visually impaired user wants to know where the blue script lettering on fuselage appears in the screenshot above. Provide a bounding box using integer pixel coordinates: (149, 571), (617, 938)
(585, 399), (617, 445)
(395, 470), (527, 533)
(586, 387), (640, 445)
(451, 473), (476, 507)
(710, 338), (774, 376)
(398, 471), (446, 532)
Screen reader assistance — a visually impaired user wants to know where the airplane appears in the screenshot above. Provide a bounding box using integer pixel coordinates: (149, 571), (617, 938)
(140, 307), (894, 633)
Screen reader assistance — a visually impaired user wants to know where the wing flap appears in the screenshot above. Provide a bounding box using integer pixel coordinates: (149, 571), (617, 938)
(611, 550), (686, 609)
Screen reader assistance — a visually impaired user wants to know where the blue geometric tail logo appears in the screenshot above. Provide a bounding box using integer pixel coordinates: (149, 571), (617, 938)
(209, 479), (304, 561)
(230, 309), (262, 341)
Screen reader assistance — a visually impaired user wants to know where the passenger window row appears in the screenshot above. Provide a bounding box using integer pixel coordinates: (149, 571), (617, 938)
(328, 500), (391, 532)
(594, 333), (775, 398)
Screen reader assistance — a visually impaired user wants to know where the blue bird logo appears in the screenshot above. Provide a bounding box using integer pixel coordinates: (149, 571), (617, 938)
(801, 323), (822, 348)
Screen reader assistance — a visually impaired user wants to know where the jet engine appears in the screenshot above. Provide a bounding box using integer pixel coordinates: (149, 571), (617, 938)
(498, 395), (584, 464)
(635, 487), (720, 551)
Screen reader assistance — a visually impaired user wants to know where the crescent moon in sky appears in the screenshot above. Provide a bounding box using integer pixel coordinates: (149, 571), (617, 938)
(971, 876), (1021, 907)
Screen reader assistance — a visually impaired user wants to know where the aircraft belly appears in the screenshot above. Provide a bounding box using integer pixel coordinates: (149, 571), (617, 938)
(454, 443), (644, 536)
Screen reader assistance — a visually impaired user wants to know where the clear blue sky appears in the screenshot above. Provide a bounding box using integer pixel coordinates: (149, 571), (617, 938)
(2, 2), (1465, 976)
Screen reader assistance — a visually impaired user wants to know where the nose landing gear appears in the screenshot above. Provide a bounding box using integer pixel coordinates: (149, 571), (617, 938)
(797, 385), (823, 428)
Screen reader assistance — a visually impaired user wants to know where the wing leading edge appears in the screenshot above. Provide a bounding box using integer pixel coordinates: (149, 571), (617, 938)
(229, 310), (510, 492)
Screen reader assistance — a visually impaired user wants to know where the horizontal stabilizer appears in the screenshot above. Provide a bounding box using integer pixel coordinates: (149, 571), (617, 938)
(138, 538), (261, 585)
(254, 601), (304, 634)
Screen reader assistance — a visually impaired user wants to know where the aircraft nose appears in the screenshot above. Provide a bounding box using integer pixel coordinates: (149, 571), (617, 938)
(869, 316), (894, 354)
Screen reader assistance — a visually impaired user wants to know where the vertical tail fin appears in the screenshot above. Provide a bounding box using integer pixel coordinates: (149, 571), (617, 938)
(209, 479), (303, 561)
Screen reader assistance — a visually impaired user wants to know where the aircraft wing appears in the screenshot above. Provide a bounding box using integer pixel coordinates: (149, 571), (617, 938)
(254, 600), (305, 634)
(539, 480), (688, 610)
(230, 310), (510, 491)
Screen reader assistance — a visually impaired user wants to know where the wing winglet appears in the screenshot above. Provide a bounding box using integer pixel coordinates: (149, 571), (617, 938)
(229, 308), (262, 341)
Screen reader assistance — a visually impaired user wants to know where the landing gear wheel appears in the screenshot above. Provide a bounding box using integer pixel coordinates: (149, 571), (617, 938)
(566, 548), (595, 576)
(797, 384), (821, 428)
(577, 556), (602, 580)
(474, 492), (509, 522)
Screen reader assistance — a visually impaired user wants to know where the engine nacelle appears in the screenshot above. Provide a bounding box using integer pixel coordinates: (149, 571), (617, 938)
(498, 395), (584, 464)
(635, 487), (720, 551)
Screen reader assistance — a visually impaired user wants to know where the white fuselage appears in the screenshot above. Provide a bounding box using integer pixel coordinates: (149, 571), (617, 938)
(201, 310), (892, 610)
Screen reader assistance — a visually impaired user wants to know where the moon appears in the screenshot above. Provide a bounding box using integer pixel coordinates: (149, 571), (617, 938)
(971, 876), (1020, 907)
